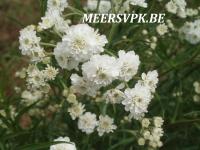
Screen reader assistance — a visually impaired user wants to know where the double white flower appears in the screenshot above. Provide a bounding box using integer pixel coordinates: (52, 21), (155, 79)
(54, 24), (108, 70)
(122, 70), (158, 120)
(180, 19), (200, 44)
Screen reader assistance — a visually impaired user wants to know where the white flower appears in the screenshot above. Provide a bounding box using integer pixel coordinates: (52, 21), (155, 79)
(19, 25), (43, 56)
(43, 65), (59, 80)
(48, 104), (60, 113)
(166, 19), (175, 30)
(193, 81), (199, 88)
(165, 1), (178, 14)
(153, 117), (164, 128)
(174, 0), (187, 18)
(86, 0), (111, 13)
(62, 24), (107, 62)
(67, 93), (77, 104)
(156, 24), (168, 36)
(50, 136), (76, 150)
(141, 118), (150, 128)
(117, 50), (140, 81)
(82, 55), (119, 86)
(120, 1), (131, 12)
(98, 0), (112, 13)
(62, 89), (69, 97)
(47, 0), (68, 13)
(70, 74), (100, 96)
(120, 0), (147, 12)
(138, 138), (145, 146)
(21, 90), (43, 104)
(179, 20), (200, 44)
(54, 24), (108, 70)
(38, 15), (54, 30)
(54, 42), (79, 70)
(150, 43), (157, 50)
(186, 8), (199, 17)
(78, 112), (98, 134)
(165, 0), (187, 18)
(193, 95), (200, 103)
(130, 0), (148, 8)
(26, 66), (46, 89)
(15, 68), (26, 79)
(38, 10), (69, 32)
(54, 17), (69, 33)
(103, 89), (125, 104)
(142, 30), (148, 35)
(151, 36), (158, 43)
(97, 115), (117, 136)
(141, 70), (159, 93)
(152, 127), (164, 137)
(143, 130), (151, 139)
(122, 83), (152, 120)
(68, 103), (85, 120)
(140, 117), (164, 149)
(26, 65), (50, 92)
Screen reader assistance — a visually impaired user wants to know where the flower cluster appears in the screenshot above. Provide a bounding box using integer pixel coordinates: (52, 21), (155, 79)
(138, 117), (164, 149)
(119, 0), (148, 12)
(19, 25), (44, 60)
(17, 0), (163, 149)
(54, 24), (107, 70)
(193, 81), (200, 103)
(19, 11), (158, 137)
(165, 0), (187, 18)
(26, 64), (58, 92)
(122, 71), (158, 119)
(186, 8), (199, 17)
(16, 64), (58, 106)
(21, 90), (43, 105)
(38, 0), (69, 32)
(71, 50), (140, 96)
(179, 19), (200, 44)
(85, 0), (148, 13)
(66, 93), (117, 136)
(85, 0), (111, 13)
(129, 0), (147, 8)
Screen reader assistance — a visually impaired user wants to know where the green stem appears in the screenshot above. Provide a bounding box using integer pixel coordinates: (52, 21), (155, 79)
(104, 49), (116, 57)
(63, 13), (82, 18)
(107, 24), (118, 48)
(40, 42), (56, 47)
(124, 82), (129, 88)
(67, 6), (84, 15)
(53, 28), (62, 38)
(171, 98), (180, 123)
(96, 0), (101, 12)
